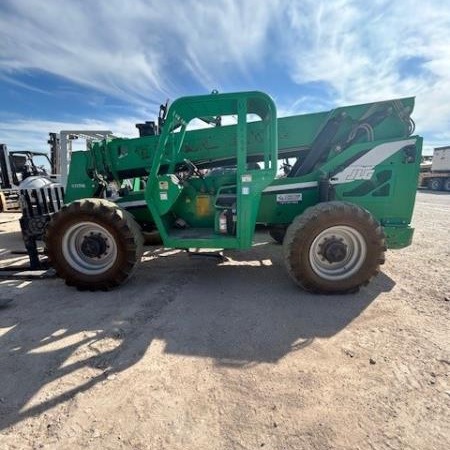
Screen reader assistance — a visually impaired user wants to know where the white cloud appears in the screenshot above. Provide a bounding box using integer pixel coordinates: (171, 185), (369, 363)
(279, 0), (450, 144)
(0, 0), (280, 105)
(0, 1), (167, 106)
(0, 117), (142, 151)
(1, 0), (449, 151)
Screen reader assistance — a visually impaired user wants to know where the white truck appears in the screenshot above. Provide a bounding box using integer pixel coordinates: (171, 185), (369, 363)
(420, 146), (450, 191)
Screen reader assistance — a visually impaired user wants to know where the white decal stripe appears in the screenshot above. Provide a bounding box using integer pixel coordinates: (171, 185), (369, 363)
(331, 139), (416, 184)
(263, 181), (318, 192)
(117, 184), (318, 205)
(115, 139), (416, 204)
(352, 139), (415, 166)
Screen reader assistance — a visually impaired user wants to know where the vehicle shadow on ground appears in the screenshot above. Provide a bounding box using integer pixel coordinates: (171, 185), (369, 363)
(0, 229), (26, 261)
(159, 245), (396, 367)
(0, 277), (165, 431)
(0, 242), (395, 431)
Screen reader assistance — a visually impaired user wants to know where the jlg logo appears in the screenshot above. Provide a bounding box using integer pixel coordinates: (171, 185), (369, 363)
(344, 167), (375, 181)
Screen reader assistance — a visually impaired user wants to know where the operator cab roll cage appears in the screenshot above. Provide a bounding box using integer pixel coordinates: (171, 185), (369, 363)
(144, 91), (278, 249)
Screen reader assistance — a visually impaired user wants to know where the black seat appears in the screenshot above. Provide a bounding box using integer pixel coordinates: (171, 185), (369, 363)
(215, 193), (236, 207)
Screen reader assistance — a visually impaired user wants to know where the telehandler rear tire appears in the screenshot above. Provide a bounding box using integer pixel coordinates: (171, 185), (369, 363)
(142, 230), (163, 246)
(45, 198), (143, 291)
(269, 225), (287, 244)
(283, 201), (385, 294)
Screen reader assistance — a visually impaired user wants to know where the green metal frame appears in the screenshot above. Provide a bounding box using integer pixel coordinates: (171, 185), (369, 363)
(64, 91), (422, 250)
(143, 91), (277, 249)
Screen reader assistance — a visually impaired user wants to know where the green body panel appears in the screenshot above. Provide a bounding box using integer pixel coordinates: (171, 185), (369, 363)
(383, 226), (414, 249)
(256, 137), (422, 232)
(64, 91), (422, 250)
(65, 151), (99, 202)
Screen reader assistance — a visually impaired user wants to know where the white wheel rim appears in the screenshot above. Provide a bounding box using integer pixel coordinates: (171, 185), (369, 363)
(308, 225), (367, 281)
(62, 222), (118, 275)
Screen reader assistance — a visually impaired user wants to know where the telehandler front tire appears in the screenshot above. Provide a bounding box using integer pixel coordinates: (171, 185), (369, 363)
(46, 199), (143, 290)
(283, 201), (385, 294)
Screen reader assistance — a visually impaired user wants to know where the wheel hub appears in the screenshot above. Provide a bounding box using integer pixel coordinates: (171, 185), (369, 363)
(319, 238), (348, 263)
(81, 234), (108, 258)
(309, 225), (367, 281)
(62, 222), (118, 275)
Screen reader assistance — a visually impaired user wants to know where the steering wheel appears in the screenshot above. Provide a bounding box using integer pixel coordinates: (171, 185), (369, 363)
(177, 159), (204, 182)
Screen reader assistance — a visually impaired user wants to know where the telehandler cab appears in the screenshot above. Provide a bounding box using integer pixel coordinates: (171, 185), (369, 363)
(45, 90), (422, 293)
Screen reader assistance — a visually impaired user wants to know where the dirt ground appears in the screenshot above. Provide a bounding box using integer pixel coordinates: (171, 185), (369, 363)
(0, 191), (448, 450)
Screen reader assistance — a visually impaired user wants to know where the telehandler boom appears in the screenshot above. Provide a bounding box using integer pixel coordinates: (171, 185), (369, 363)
(46, 91), (422, 293)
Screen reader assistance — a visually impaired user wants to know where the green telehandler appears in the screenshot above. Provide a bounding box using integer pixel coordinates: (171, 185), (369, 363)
(45, 90), (422, 293)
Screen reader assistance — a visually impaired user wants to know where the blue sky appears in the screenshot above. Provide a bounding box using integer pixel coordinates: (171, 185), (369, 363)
(1, 0), (449, 155)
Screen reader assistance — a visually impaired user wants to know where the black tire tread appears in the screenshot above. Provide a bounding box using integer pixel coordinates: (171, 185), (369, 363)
(45, 198), (143, 291)
(142, 230), (163, 246)
(269, 225), (287, 245)
(283, 201), (386, 294)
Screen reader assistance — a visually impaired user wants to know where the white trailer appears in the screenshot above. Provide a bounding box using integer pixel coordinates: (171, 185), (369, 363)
(420, 146), (450, 191)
